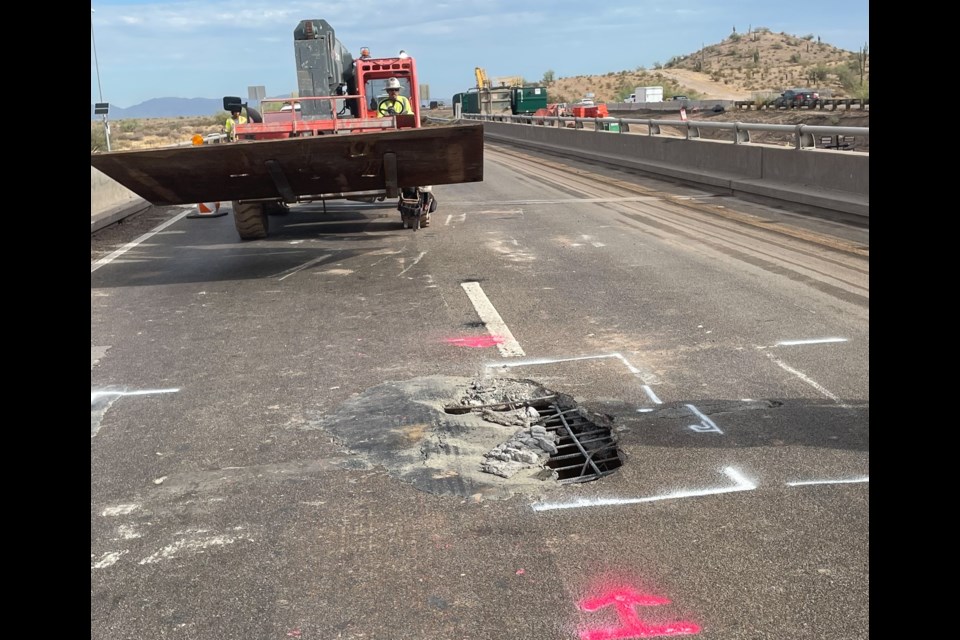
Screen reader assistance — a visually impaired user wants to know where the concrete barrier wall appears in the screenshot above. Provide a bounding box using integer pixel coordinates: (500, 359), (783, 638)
(91, 166), (150, 232)
(90, 121), (868, 229)
(480, 121), (868, 217)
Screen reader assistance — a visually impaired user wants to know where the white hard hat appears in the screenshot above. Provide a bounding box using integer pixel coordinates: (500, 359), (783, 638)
(386, 77), (402, 90)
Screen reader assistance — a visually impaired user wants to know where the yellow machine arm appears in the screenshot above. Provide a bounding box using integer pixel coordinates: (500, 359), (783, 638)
(475, 67), (490, 89)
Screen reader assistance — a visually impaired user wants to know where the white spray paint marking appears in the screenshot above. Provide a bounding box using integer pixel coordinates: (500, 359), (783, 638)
(786, 476), (869, 487)
(640, 386), (661, 404)
(139, 533), (246, 565)
(92, 388), (179, 438)
(485, 352), (661, 405)
(611, 353), (662, 387)
(478, 208), (524, 215)
(776, 337), (849, 346)
(398, 251), (427, 276)
(461, 282), (525, 357)
(764, 352), (848, 408)
(445, 213), (466, 225)
(91, 388), (180, 402)
(531, 466), (757, 512)
(101, 504), (140, 517)
(91, 209), (192, 273)
(685, 404), (724, 434)
(92, 550), (128, 569)
(273, 255), (332, 281)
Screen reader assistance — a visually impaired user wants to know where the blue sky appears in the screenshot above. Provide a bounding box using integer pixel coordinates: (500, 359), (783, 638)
(91, 1), (869, 108)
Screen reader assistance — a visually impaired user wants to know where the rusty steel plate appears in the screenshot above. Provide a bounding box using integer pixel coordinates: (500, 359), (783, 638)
(90, 123), (484, 206)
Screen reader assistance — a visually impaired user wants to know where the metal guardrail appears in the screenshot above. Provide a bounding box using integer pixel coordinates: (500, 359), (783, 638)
(733, 98), (869, 111)
(463, 113), (869, 151)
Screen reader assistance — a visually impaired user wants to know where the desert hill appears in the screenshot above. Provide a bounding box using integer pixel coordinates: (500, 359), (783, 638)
(544, 27), (869, 104)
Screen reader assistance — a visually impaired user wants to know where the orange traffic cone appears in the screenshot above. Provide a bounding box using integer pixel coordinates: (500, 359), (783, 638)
(187, 201), (227, 219)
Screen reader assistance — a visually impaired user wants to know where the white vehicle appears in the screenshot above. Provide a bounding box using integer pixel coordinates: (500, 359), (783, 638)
(625, 86), (664, 103)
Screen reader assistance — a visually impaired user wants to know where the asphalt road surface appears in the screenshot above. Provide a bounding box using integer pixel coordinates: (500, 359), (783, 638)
(91, 144), (868, 640)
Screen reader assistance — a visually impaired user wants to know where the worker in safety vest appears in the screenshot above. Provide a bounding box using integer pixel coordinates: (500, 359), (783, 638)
(224, 106), (248, 141)
(376, 77), (413, 117)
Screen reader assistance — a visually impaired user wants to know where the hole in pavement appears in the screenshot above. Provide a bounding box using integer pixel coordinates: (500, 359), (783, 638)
(446, 383), (623, 484)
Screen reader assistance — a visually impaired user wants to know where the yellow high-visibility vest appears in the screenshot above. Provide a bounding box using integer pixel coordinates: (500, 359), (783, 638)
(376, 95), (412, 117)
(224, 115), (248, 139)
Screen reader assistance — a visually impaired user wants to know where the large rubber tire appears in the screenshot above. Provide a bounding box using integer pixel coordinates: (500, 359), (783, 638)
(232, 201), (268, 240)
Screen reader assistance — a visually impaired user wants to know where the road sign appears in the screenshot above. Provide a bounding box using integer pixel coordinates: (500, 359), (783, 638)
(94, 103), (109, 115)
(248, 86), (266, 103)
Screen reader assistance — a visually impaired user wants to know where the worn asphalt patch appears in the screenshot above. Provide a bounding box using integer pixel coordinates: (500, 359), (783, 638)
(309, 375), (572, 500)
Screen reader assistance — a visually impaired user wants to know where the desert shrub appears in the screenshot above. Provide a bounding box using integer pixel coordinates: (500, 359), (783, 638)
(91, 125), (107, 152)
(808, 65), (830, 83)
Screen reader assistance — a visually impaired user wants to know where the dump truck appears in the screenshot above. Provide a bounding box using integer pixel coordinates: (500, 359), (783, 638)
(90, 19), (484, 238)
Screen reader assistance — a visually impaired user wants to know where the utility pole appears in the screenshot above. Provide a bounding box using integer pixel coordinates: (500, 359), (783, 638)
(92, 7), (111, 151)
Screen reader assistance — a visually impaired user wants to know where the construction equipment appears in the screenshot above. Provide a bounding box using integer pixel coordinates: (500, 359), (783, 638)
(455, 68), (547, 116)
(90, 19), (484, 239)
(474, 67), (491, 90)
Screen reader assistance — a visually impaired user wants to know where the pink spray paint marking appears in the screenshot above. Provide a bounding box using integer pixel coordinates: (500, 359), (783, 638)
(443, 335), (505, 348)
(579, 587), (701, 640)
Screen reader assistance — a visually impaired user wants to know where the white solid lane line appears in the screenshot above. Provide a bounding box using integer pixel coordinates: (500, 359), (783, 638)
(460, 282), (525, 358)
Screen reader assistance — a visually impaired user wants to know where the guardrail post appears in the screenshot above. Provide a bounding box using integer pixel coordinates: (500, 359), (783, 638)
(734, 123), (750, 145)
(796, 124), (816, 149)
(619, 119), (629, 133)
(648, 120), (660, 136)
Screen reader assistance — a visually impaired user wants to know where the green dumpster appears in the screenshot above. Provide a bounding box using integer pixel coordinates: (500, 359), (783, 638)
(598, 119), (620, 132)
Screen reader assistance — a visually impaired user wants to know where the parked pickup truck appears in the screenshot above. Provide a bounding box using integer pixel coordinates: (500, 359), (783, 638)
(773, 89), (819, 108)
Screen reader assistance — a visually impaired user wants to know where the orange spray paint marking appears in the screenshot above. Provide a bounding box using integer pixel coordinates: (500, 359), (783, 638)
(443, 335), (505, 348)
(579, 587), (700, 640)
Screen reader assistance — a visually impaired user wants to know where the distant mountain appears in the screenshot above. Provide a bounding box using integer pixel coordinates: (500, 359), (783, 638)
(90, 97), (225, 120)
